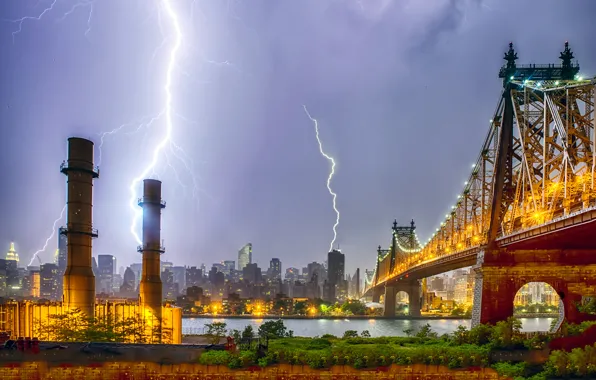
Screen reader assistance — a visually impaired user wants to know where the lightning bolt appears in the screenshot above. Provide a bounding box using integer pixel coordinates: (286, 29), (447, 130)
(10, 0), (95, 43)
(28, 205), (67, 266)
(303, 105), (340, 252)
(129, 0), (183, 245)
(10, 0), (229, 252)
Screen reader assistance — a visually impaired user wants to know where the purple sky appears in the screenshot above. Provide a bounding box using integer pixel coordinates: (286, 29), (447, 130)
(1, 0), (595, 274)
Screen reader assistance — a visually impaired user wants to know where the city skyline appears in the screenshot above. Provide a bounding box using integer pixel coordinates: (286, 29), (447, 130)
(2, 1), (596, 273)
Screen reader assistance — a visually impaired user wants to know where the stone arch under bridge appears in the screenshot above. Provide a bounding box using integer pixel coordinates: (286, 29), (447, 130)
(471, 249), (596, 329)
(512, 281), (564, 333)
(382, 282), (421, 318)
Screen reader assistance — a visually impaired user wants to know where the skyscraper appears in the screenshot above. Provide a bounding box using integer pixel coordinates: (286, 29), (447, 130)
(97, 255), (115, 295)
(5, 242), (19, 264)
(237, 243), (252, 271)
(269, 258), (282, 280)
(223, 260), (235, 274)
(40, 263), (60, 300)
(327, 249), (345, 285)
(57, 227), (67, 270)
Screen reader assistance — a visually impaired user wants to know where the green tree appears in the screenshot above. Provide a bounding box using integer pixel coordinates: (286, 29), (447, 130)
(360, 330), (371, 338)
(242, 325), (254, 340)
(491, 317), (522, 349)
(230, 329), (242, 342)
(293, 301), (307, 315)
(340, 300), (366, 315)
(342, 330), (358, 339)
(467, 323), (493, 346)
(34, 308), (159, 343)
(415, 323), (438, 339)
(205, 322), (228, 344)
(258, 320), (291, 339)
(452, 325), (468, 345)
(272, 299), (290, 314)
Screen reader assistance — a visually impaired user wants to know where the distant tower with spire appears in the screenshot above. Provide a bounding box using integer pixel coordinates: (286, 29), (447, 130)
(6, 242), (19, 264)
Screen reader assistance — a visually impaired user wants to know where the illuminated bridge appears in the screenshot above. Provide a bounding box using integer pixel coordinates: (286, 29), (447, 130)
(363, 42), (596, 329)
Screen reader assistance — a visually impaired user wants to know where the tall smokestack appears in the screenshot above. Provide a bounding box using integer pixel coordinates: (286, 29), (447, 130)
(61, 137), (99, 316)
(138, 179), (165, 332)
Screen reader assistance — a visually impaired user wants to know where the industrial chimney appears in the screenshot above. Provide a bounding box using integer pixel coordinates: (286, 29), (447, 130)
(61, 137), (99, 317)
(138, 179), (165, 333)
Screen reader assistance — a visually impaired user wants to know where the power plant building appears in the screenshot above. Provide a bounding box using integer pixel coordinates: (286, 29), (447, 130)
(0, 137), (181, 344)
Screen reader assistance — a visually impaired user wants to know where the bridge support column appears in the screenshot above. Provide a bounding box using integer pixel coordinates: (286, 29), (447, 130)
(470, 251), (484, 328)
(470, 268), (484, 327)
(477, 267), (517, 325)
(372, 287), (382, 303)
(407, 281), (421, 317)
(383, 286), (396, 317)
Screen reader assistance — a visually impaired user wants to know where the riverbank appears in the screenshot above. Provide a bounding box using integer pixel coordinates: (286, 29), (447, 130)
(182, 314), (468, 320)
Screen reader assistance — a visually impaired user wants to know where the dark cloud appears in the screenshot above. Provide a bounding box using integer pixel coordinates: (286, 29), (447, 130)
(0, 0), (595, 274)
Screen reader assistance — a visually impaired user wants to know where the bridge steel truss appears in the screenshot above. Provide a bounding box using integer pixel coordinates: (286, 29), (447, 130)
(365, 43), (596, 326)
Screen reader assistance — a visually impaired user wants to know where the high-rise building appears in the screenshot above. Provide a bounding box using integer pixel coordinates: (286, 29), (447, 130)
(97, 255), (115, 295)
(285, 267), (299, 282)
(186, 266), (202, 288)
(349, 268), (360, 298)
(40, 263), (60, 300)
(130, 263), (143, 290)
(242, 263), (262, 284)
(269, 258), (282, 280)
(306, 262), (325, 285)
(223, 261), (235, 275)
(171, 266), (186, 293)
(119, 267), (136, 298)
(237, 243), (252, 271)
(57, 228), (67, 269)
(5, 242), (19, 264)
(327, 250), (345, 285)
(30, 269), (40, 298)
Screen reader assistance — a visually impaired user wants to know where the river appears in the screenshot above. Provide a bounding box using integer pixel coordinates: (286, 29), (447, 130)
(182, 317), (553, 337)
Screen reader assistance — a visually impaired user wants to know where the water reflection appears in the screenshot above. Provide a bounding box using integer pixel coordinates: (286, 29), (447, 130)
(183, 317), (554, 337)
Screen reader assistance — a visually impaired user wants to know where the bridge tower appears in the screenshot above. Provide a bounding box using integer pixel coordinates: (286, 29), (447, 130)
(381, 220), (422, 317)
(472, 42), (596, 327)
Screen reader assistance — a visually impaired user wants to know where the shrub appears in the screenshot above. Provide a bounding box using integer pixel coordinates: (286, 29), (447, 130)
(342, 330), (359, 339)
(467, 323), (493, 346)
(199, 350), (232, 365)
(306, 338), (332, 350)
(492, 362), (525, 378)
(452, 325), (468, 345)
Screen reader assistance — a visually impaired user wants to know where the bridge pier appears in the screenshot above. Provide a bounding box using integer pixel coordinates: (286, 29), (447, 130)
(372, 287), (382, 303)
(383, 286), (396, 317)
(383, 281), (421, 318)
(473, 249), (596, 327)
